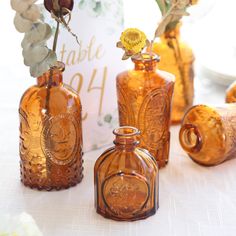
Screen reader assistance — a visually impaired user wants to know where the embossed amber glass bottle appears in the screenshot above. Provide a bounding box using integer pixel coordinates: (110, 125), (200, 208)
(179, 104), (236, 166)
(226, 81), (236, 103)
(116, 53), (174, 168)
(94, 126), (158, 221)
(153, 23), (194, 124)
(19, 62), (83, 190)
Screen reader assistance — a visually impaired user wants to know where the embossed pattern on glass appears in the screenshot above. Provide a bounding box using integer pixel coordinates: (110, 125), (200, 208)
(94, 126), (158, 221)
(153, 24), (194, 124)
(226, 81), (236, 103)
(19, 62), (83, 190)
(179, 104), (236, 166)
(116, 54), (174, 168)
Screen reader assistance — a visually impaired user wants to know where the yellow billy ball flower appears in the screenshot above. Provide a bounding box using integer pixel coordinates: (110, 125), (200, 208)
(120, 28), (147, 54)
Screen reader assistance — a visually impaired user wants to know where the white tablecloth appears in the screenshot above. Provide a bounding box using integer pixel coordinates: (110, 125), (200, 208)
(1, 76), (236, 236)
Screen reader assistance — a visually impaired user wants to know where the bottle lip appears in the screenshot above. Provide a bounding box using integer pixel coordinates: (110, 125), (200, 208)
(113, 126), (141, 137)
(50, 61), (65, 72)
(131, 53), (160, 63)
(179, 123), (203, 153)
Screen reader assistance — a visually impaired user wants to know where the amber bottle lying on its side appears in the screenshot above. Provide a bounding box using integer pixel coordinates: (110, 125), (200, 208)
(226, 81), (236, 103)
(179, 104), (236, 166)
(116, 53), (175, 168)
(19, 62), (83, 190)
(153, 23), (194, 124)
(94, 126), (159, 221)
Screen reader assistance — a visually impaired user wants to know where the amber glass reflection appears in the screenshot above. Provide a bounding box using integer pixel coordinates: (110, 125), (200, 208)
(179, 104), (236, 166)
(153, 23), (194, 124)
(94, 126), (159, 221)
(19, 62), (83, 190)
(226, 81), (236, 103)
(116, 53), (174, 168)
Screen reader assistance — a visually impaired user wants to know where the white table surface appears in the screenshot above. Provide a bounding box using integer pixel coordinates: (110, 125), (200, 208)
(1, 71), (236, 236)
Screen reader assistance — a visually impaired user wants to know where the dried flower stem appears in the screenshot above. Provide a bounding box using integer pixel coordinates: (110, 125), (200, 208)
(150, 2), (177, 53)
(170, 36), (189, 107)
(53, 21), (60, 52)
(45, 20), (60, 118)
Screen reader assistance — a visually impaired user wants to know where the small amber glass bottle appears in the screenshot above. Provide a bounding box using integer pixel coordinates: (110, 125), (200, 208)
(94, 126), (159, 221)
(116, 53), (174, 168)
(19, 62), (83, 190)
(179, 104), (236, 166)
(226, 81), (236, 103)
(153, 23), (194, 124)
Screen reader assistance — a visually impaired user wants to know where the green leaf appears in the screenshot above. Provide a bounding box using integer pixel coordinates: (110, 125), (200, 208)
(155, 0), (166, 15)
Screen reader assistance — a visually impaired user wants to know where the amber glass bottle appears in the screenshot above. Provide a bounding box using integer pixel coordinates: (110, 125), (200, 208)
(94, 126), (159, 221)
(153, 23), (194, 124)
(19, 62), (83, 190)
(226, 81), (236, 103)
(116, 53), (174, 168)
(179, 104), (236, 166)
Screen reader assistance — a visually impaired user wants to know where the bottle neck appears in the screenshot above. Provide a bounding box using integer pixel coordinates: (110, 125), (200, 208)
(179, 124), (203, 154)
(113, 126), (140, 151)
(132, 53), (159, 71)
(37, 62), (64, 87)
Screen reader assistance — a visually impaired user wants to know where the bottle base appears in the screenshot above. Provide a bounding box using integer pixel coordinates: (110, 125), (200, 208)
(96, 206), (158, 222)
(21, 175), (84, 191)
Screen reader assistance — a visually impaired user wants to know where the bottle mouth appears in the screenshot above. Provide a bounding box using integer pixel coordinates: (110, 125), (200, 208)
(131, 53), (160, 63)
(113, 126), (140, 147)
(113, 126), (140, 137)
(50, 61), (65, 72)
(179, 124), (203, 153)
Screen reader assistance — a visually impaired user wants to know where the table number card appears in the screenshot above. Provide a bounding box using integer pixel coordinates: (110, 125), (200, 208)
(43, 0), (124, 151)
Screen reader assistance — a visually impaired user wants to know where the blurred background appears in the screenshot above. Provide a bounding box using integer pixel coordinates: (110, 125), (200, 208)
(1, 0), (235, 108)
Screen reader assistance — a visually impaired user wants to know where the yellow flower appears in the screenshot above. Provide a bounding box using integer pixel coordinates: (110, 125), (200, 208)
(120, 28), (147, 53)
(117, 28), (148, 60)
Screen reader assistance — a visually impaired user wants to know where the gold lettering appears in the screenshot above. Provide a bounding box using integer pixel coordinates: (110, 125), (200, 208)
(87, 36), (96, 61)
(87, 67), (108, 115)
(70, 72), (83, 94)
(66, 50), (76, 66)
(77, 41), (87, 63)
(61, 36), (106, 66)
(60, 44), (67, 62)
(96, 45), (105, 59)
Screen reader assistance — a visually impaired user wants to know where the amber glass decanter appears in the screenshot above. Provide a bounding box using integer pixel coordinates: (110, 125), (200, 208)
(116, 53), (174, 168)
(226, 81), (236, 103)
(94, 126), (159, 221)
(19, 62), (83, 190)
(179, 104), (236, 166)
(153, 23), (194, 124)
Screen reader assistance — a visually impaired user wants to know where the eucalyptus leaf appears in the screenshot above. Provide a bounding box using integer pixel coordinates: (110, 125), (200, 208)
(23, 45), (49, 66)
(11, 0), (36, 14)
(155, 0), (166, 15)
(14, 13), (33, 33)
(22, 4), (40, 22)
(22, 22), (52, 45)
(30, 50), (57, 77)
(155, 0), (173, 15)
